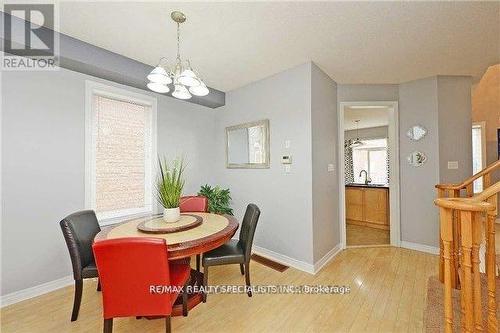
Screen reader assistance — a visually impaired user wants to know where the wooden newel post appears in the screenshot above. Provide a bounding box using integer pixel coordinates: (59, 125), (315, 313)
(460, 210), (475, 333)
(470, 211), (483, 332)
(486, 193), (498, 333)
(435, 197), (495, 333)
(439, 206), (454, 333)
(437, 188), (446, 284)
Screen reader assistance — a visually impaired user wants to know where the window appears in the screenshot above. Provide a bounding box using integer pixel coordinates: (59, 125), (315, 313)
(85, 82), (157, 222)
(352, 138), (388, 184)
(472, 122), (486, 193)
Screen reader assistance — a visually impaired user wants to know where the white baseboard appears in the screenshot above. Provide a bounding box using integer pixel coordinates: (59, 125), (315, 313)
(313, 244), (343, 274)
(252, 244), (343, 275)
(252, 246), (315, 274)
(1, 275), (74, 308)
(401, 241), (440, 255)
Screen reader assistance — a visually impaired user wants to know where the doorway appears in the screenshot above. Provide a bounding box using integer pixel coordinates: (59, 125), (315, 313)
(338, 102), (401, 248)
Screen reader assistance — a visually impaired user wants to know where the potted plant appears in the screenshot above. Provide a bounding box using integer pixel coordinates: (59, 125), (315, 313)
(155, 157), (185, 223)
(198, 185), (233, 215)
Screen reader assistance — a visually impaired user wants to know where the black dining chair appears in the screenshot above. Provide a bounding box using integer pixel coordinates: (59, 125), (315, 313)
(202, 204), (260, 301)
(59, 210), (101, 321)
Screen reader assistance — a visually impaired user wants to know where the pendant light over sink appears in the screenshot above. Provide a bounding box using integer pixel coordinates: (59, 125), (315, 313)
(350, 120), (364, 148)
(146, 11), (209, 99)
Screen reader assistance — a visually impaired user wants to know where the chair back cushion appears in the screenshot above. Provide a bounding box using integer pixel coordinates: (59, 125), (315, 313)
(179, 196), (208, 213)
(238, 204), (261, 260)
(60, 210), (101, 280)
(93, 237), (174, 319)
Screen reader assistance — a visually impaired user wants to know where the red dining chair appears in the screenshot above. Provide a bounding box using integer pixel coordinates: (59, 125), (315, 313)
(180, 196), (208, 213)
(92, 238), (191, 333)
(180, 196), (208, 271)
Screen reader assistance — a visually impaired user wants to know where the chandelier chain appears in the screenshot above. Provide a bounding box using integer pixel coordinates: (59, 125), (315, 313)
(176, 22), (181, 61)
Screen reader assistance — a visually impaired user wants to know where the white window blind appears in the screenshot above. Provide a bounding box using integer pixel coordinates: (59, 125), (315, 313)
(86, 83), (155, 222)
(352, 138), (388, 184)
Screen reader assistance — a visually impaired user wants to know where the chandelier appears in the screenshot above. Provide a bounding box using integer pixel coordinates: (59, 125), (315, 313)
(146, 11), (209, 100)
(350, 120), (364, 148)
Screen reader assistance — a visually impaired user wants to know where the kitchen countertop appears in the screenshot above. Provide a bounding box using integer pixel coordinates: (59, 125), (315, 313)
(345, 183), (389, 189)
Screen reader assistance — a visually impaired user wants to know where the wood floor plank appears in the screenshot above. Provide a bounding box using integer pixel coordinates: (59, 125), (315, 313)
(0, 248), (438, 333)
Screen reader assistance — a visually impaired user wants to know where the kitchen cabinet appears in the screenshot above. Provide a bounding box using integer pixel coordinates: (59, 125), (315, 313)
(345, 186), (389, 230)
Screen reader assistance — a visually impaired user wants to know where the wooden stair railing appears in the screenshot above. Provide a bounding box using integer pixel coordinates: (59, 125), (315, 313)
(434, 180), (499, 333)
(436, 160), (500, 288)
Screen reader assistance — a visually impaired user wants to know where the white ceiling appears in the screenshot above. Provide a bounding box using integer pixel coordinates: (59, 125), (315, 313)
(57, 1), (500, 92)
(344, 107), (389, 130)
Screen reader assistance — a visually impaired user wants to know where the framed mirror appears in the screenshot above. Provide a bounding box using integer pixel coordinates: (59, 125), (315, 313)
(226, 119), (270, 169)
(407, 151), (427, 167)
(406, 125), (427, 141)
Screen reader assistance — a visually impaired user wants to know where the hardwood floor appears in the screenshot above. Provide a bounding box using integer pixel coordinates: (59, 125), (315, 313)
(346, 224), (390, 246)
(0, 248), (437, 333)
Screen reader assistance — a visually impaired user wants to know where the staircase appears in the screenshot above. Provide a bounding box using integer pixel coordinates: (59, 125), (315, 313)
(430, 160), (500, 332)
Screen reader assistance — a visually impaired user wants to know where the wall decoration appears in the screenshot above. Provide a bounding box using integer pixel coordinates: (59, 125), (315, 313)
(406, 125), (427, 141)
(407, 151), (427, 167)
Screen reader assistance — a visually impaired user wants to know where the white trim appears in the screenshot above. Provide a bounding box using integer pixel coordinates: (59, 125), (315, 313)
(84, 81), (158, 224)
(347, 244), (392, 249)
(252, 246), (315, 274)
(0, 275), (74, 308)
(252, 244), (343, 275)
(338, 101), (401, 249)
(472, 121), (487, 193)
(472, 121), (487, 170)
(401, 241), (440, 255)
(313, 244), (343, 274)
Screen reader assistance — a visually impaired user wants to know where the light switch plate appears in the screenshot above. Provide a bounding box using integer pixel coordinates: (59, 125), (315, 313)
(447, 161), (459, 169)
(285, 140), (291, 148)
(282, 155), (292, 164)
(327, 164), (335, 172)
(284, 165), (291, 174)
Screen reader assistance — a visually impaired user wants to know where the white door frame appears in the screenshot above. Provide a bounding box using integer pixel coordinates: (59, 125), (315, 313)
(472, 121), (487, 169)
(337, 101), (401, 249)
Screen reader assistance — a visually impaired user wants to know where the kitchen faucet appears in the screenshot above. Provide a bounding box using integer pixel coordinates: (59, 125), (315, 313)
(359, 170), (372, 185)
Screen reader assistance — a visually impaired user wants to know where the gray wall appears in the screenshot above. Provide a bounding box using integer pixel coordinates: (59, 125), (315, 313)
(214, 63), (315, 264)
(399, 77), (441, 247)
(398, 76), (473, 247)
(437, 76), (473, 184)
(2, 64), (474, 296)
(338, 84), (399, 102)
(339, 79), (472, 248)
(1, 68), (216, 295)
(311, 64), (339, 262)
(345, 126), (388, 140)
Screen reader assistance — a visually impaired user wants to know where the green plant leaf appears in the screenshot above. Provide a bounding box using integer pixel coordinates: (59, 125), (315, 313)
(155, 156), (186, 209)
(197, 184), (233, 215)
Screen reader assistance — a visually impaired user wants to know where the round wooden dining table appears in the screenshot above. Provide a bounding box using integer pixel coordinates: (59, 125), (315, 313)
(94, 212), (239, 316)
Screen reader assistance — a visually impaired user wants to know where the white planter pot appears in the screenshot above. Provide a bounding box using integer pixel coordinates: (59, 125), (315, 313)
(163, 207), (181, 223)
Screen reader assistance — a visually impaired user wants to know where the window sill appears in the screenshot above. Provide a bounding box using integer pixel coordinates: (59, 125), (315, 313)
(98, 211), (155, 227)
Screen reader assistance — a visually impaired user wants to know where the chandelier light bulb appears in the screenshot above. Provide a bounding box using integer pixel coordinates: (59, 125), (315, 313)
(178, 69), (200, 87)
(172, 84), (192, 100)
(147, 66), (172, 85)
(147, 82), (170, 94)
(189, 81), (209, 96)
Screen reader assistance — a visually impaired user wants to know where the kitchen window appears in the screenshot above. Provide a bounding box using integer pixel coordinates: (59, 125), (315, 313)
(352, 138), (388, 184)
(85, 81), (157, 223)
